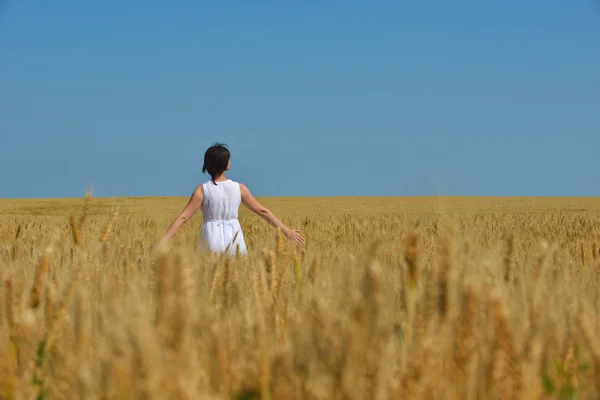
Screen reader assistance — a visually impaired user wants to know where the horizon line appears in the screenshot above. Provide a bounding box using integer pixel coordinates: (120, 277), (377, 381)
(2, 195), (600, 201)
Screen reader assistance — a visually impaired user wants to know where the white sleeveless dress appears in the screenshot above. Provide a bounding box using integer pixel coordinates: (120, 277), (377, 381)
(198, 179), (248, 256)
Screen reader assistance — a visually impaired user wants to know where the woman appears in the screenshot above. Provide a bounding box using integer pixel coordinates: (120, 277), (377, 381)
(155, 143), (305, 255)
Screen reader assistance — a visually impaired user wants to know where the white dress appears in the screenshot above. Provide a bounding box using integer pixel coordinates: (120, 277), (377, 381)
(198, 179), (248, 256)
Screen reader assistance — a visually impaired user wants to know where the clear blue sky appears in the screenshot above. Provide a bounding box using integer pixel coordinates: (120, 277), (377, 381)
(1, 1), (599, 198)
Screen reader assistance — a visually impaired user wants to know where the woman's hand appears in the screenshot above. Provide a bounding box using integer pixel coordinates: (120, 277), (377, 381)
(153, 239), (166, 250)
(284, 228), (305, 244)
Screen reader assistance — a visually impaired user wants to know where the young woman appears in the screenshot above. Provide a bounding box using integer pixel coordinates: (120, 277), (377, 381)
(155, 143), (305, 255)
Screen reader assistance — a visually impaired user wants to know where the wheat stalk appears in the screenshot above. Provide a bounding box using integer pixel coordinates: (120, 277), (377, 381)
(29, 247), (52, 309)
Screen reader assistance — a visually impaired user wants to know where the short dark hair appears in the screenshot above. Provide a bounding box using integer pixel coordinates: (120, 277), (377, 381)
(202, 143), (230, 182)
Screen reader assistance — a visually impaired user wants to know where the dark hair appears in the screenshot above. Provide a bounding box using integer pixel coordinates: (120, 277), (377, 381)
(202, 143), (230, 183)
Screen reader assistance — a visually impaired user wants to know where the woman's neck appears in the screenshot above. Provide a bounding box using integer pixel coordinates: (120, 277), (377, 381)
(212, 174), (228, 183)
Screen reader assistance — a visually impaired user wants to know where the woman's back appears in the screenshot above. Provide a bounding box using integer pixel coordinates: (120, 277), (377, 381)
(200, 179), (241, 221)
(199, 179), (247, 255)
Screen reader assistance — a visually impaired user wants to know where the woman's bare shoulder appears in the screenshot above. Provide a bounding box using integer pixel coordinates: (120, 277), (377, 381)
(237, 182), (252, 194)
(192, 183), (205, 197)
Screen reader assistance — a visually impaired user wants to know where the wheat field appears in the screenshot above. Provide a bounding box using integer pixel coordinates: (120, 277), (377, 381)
(1, 195), (600, 399)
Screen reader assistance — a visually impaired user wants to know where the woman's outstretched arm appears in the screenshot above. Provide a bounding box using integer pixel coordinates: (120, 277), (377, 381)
(240, 183), (305, 244)
(155, 185), (204, 248)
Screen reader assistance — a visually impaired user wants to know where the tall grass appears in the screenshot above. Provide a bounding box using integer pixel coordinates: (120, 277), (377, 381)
(1, 195), (600, 399)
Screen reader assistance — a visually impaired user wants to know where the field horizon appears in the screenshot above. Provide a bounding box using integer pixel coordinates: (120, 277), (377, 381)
(2, 195), (599, 219)
(3, 195), (600, 200)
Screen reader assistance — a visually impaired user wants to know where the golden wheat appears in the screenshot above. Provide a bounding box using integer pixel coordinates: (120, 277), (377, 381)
(1, 195), (600, 399)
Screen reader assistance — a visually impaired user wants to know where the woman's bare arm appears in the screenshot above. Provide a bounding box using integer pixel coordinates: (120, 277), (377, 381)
(239, 183), (305, 244)
(155, 185), (204, 247)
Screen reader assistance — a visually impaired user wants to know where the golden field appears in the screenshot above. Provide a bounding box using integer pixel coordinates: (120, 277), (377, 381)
(1, 195), (600, 399)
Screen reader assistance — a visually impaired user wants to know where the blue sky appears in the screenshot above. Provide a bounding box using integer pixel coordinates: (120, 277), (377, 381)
(1, 1), (599, 198)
